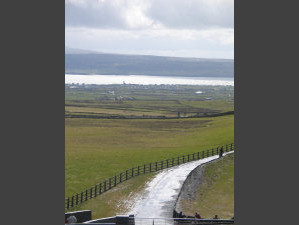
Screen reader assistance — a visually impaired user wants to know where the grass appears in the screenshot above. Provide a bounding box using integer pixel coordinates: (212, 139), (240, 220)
(67, 173), (156, 218)
(65, 115), (234, 197)
(65, 84), (234, 117)
(65, 84), (234, 217)
(180, 154), (234, 219)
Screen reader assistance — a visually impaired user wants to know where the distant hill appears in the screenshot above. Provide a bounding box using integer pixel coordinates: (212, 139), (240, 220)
(65, 47), (234, 77)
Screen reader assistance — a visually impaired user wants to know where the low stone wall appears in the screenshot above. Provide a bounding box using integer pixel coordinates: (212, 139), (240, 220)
(65, 210), (92, 223)
(84, 215), (135, 225)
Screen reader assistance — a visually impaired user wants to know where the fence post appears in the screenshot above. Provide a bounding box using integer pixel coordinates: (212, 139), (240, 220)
(172, 158), (174, 166)
(71, 196), (74, 208)
(144, 164), (146, 173)
(138, 166), (140, 175)
(155, 162), (158, 171)
(99, 183), (102, 194)
(80, 192), (83, 203)
(193, 153), (195, 161)
(115, 176), (117, 186)
(126, 170), (128, 180)
(67, 197), (70, 209)
(188, 154), (190, 162)
(197, 152), (199, 159)
(183, 156), (185, 163)
(90, 188), (93, 198)
(95, 185), (98, 197)
(150, 163), (152, 172)
(104, 180), (107, 192)
(120, 173), (122, 183)
(166, 159), (169, 168)
(75, 194), (79, 205)
(85, 189), (88, 201)
(207, 150), (209, 157)
(109, 178), (112, 189)
(161, 161), (164, 169)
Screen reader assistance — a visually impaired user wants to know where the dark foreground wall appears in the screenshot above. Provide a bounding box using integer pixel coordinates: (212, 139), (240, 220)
(84, 215), (135, 225)
(65, 210), (92, 223)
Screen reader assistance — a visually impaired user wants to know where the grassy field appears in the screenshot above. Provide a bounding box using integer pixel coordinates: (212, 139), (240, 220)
(65, 115), (234, 196)
(65, 84), (234, 217)
(67, 172), (157, 218)
(180, 154), (234, 219)
(65, 84), (234, 117)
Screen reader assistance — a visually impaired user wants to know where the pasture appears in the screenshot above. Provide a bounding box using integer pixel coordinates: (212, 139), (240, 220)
(65, 84), (234, 216)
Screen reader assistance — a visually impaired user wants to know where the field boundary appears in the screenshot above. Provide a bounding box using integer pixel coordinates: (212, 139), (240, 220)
(65, 111), (234, 119)
(65, 143), (234, 210)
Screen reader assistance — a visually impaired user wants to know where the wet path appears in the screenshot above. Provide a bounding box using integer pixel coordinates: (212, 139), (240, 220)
(127, 152), (233, 219)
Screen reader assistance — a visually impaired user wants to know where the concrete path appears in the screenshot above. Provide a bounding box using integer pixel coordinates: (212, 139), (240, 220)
(127, 151), (234, 219)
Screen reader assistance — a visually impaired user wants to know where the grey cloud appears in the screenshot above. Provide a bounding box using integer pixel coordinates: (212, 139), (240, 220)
(65, 0), (233, 29)
(147, 0), (234, 29)
(65, 0), (128, 28)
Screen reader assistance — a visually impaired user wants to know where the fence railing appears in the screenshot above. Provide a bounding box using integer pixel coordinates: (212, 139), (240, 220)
(134, 217), (234, 225)
(65, 143), (234, 210)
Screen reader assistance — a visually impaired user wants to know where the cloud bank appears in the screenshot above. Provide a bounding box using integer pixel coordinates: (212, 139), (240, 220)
(65, 0), (234, 59)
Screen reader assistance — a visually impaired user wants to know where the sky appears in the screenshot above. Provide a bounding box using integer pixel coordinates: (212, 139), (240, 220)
(65, 0), (234, 59)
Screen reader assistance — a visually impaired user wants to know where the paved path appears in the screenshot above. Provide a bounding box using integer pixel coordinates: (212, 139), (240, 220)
(127, 151), (233, 219)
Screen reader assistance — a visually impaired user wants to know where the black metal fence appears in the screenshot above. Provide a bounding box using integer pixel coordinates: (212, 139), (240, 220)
(65, 143), (234, 210)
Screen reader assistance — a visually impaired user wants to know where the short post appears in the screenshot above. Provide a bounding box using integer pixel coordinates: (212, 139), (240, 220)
(90, 188), (93, 198)
(76, 193), (79, 205)
(71, 196), (74, 208)
(120, 173), (122, 183)
(95, 185), (98, 197)
(67, 197), (70, 209)
(99, 183), (102, 194)
(155, 162), (158, 171)
(126, 170), (128, 180)
(161, 161), (164, 169)
(166, 159), (169, 168)
(109, 178), (112, 189)
(85, 189), (88, 201)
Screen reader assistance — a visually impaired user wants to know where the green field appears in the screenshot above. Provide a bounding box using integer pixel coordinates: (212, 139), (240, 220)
(65, 84), (234, 118)
(180, 154), (234, 219)
(65, 84), (234, 216)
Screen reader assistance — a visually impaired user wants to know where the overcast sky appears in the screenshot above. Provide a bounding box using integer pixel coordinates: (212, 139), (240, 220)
(65, 0), (234, 59)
